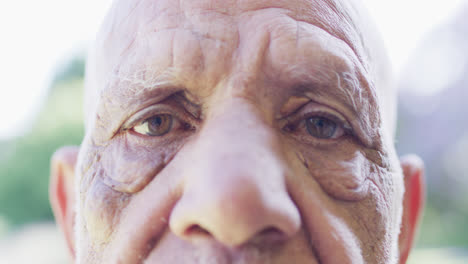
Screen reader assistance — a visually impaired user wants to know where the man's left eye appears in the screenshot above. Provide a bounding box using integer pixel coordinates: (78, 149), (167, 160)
(302, 115), (346, 140)
(133, 114), (174, 136)
(306, 116), (338, 139)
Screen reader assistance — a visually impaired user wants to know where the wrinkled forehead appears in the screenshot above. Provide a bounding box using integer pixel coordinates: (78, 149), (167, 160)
(84, 0), (395, 134)
(95, 0), (369, 75)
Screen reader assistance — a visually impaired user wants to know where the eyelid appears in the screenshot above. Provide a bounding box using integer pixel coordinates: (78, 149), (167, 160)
(283, 102), (352, 131)
(122, 103), (191, 131)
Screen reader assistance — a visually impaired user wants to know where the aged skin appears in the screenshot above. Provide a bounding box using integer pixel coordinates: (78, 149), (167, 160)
(49, 0), (425, 263)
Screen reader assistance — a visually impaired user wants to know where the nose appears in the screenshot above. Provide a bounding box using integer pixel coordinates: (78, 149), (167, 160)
(169, 101), (301, 247)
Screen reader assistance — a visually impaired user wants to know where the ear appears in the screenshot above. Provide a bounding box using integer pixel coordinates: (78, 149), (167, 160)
(49, 146), (80, 259)
(398, 154), (425, 264)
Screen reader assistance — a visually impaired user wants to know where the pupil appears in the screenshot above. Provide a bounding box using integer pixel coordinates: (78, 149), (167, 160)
(151, 116), (163, 127)
(307, 117), (336, 139)
(316, 119), (324, 128)
(145, 114), (172, 136)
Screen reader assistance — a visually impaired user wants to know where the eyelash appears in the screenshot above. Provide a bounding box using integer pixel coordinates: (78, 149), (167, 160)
(123, 105), (195, 135)
(281, 108), (353, 142)
(123, 102), (353, 143)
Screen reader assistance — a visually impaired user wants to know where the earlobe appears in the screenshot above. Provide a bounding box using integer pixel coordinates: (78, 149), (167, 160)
(398, 154), (425, 264)
(49, 146), (80, 259)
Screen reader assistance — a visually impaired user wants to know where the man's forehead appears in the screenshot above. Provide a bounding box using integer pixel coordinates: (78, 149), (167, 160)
(85, 0), (395, 136)
(96, 0), (368, 73)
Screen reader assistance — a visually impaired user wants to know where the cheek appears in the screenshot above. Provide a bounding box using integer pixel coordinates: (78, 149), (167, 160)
(77, 133), (187, 249)
(341, 168), (402, 264)
(100, 135), (164, 193)
(297, 141), (373, 201)
(80, 161), (131, 247)
(99, 133), (183, 193)
(82, 177), (130, 246)
(289, 140), (402, 262)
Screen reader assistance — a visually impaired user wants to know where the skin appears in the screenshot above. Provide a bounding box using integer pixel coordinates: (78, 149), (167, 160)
(49, 0), (425, 263)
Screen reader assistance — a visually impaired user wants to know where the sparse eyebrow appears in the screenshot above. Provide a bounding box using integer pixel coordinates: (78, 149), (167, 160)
(95, 68), (187, 140)
(278, 62), (378, 148)
(263, 17), (378, 142)
(288, 65), (368, 115)
(112, 67), (182, 96)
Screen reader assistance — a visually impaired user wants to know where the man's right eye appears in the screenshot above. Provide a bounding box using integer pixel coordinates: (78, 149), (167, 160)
(133, 114), (174, 136)
(305, 116), (343, 139)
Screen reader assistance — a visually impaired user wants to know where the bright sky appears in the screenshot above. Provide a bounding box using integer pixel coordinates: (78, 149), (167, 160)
(0, 0), (464, 140)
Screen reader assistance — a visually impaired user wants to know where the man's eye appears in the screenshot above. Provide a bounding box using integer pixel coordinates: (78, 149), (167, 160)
(133, 114), (173, 136)
(305, 116), (340, 139)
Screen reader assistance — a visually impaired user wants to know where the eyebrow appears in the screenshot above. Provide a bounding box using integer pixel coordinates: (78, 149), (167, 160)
(97, 69), (187, 139)
(280, 62), (378, 148)
(263, 17), (377, 134)
(284, 62), (370, 112)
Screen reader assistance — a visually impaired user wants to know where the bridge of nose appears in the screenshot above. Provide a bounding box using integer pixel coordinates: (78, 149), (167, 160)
(168, 99), (301, 247)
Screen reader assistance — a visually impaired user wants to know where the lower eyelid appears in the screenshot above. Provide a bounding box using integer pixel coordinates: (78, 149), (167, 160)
(130, 115), (198, 139)
(123, 105), (191, 131)
(287, 118), (345, 142)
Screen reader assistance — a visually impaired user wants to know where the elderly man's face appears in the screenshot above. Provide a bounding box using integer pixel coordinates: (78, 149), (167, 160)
(49, 0), (425, 263)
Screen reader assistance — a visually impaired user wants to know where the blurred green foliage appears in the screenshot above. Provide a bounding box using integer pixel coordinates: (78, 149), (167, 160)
(417, 200), (468, 247)
(0, 57), (85, 227)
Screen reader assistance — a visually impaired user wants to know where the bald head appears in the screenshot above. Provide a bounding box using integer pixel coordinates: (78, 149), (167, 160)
(49, 1), (425, 264)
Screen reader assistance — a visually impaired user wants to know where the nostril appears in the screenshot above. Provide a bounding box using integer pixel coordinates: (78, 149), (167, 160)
(185, 224), (212, 238)
(250, 227), (287, 246)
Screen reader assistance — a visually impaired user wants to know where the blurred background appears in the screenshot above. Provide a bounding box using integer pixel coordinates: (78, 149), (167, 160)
(0, 0), (467, 263)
